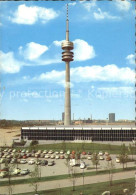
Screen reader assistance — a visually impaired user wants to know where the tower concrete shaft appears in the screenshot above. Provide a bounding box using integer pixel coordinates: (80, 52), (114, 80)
(61, 4), (74, 126)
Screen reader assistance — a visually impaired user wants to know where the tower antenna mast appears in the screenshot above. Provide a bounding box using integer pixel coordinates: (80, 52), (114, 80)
(61, 4), (74, 126)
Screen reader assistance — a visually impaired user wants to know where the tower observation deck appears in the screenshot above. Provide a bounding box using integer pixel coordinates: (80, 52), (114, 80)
(62, 4), (74, 126)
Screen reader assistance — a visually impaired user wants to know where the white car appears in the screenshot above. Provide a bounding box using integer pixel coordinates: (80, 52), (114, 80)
(60, 150), (64, 154)
(48, 150), (53, 154)
(28, 159), (35, 165)
(116, 157), (120, 163)
(55, 151), (59, 154)
(11, 168), (21, 175)
(0, 171), (8, 178)
(99, 156), (104, 160)
(70, 159), (76, 166)
(43, 150), (48, 154)
(20, 169), (30, 175)
(20, 159), (27, 164)
(45, 155), (50, 159)
(55, 155), (60, 159)
(87, 156), (92, 160)
(50, 155), (55, 159)
(80, 162), (86, 169)
(99, 151), (104, 156)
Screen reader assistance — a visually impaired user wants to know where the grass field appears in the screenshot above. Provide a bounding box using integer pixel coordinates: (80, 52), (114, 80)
(13, 178), (135, 195)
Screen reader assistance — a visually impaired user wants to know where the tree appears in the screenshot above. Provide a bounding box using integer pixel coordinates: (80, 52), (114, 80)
(29, 164), (40, 194)
(128, 144), (134, 160)
(4, 160), (15, 195)
(119, 144), (128, 169)
(69, 166), (78, 191)
(91, 153), (99, 171)
(106, 160), (115, 186)
(64, 154), (71, 175)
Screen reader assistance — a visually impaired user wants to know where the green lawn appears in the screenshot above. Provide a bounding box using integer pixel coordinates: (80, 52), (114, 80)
(1, 166), (135, 187)
(13, 178), (135, 195)
(16, 142), (136, 155)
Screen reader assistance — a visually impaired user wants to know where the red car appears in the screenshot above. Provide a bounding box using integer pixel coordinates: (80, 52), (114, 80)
(72, 151), (76, 155)
(82, 151), (86, 155)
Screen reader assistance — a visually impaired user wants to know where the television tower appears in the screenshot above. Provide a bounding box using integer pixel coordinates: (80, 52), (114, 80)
(62, 4), (74, 126)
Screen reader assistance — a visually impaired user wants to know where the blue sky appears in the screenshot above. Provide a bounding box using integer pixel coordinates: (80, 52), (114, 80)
(0, 0), (135, 120)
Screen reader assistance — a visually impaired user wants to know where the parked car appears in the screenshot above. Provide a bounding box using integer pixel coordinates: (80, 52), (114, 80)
(37, 150), (42, 154)
(11, 168), (21, 175)
(43, 150), (48, 154)
(87, 156), (92, 160)
(67, 150), (70, 155)
(99, 156), (104, 160)
(105, 152), (109, 156)
(20, 169), (30, 175)
(0, 171), (8, 178)
(41, 160), (48, 166)
(80, 162), (86, 169)
(99, 151), (104, 156)
(48, 150), (53, 154)
(72, 151), (76, 155)
(50, 155), (55, 159)
(10, 158), (17, 164)
(0, 158), (5, 164)
(60, 150), (64, 154)
(40, 153), (45, 158)
(45, 155), (50, 159)
(106, 156), (112, 161)
(70, 159), (76, 167)
(48, 161), (55, 166)
(60, 155), (64, 159)
(55, 155), (60, 159)
(26, 150), (29, 153)
(35, 153), (40, 158)
(55, 151), (59, 154)
(87, 152), (92, 155)
(36, 160), (42, 165)
(116, 157), (120, 163)
(21, 149), (26, 153)
(82, 151), (86, 155)
(20, 159), (27, 164)
(26, 153), (31, 157)
(12, 149), (16, 153)
(28, 159), (35, 165)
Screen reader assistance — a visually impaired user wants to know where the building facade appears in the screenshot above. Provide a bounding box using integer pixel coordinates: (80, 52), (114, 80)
(21, 126), (136, 142)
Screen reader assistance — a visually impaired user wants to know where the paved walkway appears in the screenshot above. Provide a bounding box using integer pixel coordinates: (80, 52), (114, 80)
(0, 170), (135, 195)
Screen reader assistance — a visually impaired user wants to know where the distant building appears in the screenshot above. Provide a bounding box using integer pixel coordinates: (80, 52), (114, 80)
(109, 113), (115, 123)
(62, 112), (65, 122)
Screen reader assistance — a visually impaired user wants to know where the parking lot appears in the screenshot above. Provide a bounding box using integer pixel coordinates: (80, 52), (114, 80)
(0, 148), (135, 180)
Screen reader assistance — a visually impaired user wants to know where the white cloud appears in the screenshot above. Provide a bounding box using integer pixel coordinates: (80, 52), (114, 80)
(114, 0), (132, 12)
(53, 40), (63, 47)
(69, 2), (77, 6)
(19, 42), (48, 61)
(32, 64), (134, 85)
(126, 54), (135, 65)
(94, 8), (120, 20)
(9, 4), (58, 25)
(74, 39), (96, 61)
(81, 1), (96, 11)
(0, 51), (22, 73)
